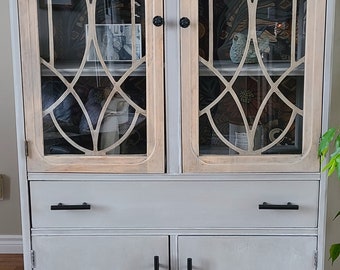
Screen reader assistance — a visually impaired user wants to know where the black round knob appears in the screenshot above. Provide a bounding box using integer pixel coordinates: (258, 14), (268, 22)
(180, 17), (190, 28)
(153, 16), (164, 27)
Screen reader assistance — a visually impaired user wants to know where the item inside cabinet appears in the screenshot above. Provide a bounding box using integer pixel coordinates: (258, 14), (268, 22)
(40, 0), (74, 9)
(41, 76), (147, 155)
(198, 0), (306, 62)
(38, 0), (145, 63)
(199, 76), (303, 155)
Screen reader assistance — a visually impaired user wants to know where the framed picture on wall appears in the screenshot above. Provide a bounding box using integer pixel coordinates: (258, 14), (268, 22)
(86, 24), (142, 62)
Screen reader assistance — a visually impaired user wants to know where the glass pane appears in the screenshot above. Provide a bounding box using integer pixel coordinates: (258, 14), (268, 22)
(38, 0), (147, 155)
(199, 0), (305, 155)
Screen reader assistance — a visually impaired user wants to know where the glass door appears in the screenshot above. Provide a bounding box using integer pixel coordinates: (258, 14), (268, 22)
(181, 0), (326, 173)
(20, 0), (164, 173)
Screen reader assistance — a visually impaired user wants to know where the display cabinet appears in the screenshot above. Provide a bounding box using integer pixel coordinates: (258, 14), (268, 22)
(10, 0), (334, 269)
(18, 0), (325, 174)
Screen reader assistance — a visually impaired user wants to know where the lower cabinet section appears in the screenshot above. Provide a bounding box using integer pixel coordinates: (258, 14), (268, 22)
(28, 178), (320, 269)
(31, 235), (169, 270)
(31, 234), (317, 270)
(178, 236), (317, 270)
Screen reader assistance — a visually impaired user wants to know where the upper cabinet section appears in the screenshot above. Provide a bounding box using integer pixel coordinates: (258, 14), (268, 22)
(181, 0), (326, 173)
(18, 0), (164, 173)
(17, 0), (326, 174)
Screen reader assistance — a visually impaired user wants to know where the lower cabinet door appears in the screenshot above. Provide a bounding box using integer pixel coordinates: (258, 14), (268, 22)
(178, 236), (317, 270)
(32, 235), (169, 270)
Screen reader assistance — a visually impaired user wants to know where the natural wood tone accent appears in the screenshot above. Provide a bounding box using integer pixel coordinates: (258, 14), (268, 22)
(18, 0), (165, 173)
(0, 254), (24, 270)
(181, 0), (326, 173)
(180, 0), (200, 170)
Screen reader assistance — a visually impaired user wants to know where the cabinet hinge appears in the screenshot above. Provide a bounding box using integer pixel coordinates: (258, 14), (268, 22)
(25, 140), (29, 157)
(314, 250), (318, 269)
(30, 250), (36, 268)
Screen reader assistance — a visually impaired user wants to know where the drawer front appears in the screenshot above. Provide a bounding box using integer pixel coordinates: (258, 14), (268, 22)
(30, 181), (319, 228)
(178, 236), (317, 270)
(32, 235), (168, 270)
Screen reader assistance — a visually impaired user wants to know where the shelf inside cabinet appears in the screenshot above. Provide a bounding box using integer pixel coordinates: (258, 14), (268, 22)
(41, 61), (147, 77)
(200, 61), (304, 76)
(41, 61), (304, 77)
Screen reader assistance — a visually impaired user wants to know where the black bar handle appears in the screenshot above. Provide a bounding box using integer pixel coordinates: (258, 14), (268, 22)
(259, 202), (299, 210)
(50, 202), (91, 210)
(154, 256), (159, 270)
(187, 258), (192, 270)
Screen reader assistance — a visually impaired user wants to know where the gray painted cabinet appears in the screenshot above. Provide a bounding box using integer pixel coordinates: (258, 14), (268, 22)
(10, 0), (334, 269)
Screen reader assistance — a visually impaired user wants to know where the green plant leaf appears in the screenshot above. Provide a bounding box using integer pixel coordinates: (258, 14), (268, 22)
(335, 134), (340, 151)
(322, 150), (340, 177)
(330, 243), (340, 264)
(319, 128), (336, 159)
(328, 161), (336, 176)
(337, 157), (340, 179)
(330, 148), (340, 159)
(333, 211), (340, 221)
(322, 158), (336, 174)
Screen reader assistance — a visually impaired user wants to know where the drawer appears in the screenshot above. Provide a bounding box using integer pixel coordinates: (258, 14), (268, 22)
(30, 181), (319, 228)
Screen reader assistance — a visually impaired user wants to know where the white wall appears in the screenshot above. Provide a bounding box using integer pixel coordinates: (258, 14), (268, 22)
(0, 0), (21, 236)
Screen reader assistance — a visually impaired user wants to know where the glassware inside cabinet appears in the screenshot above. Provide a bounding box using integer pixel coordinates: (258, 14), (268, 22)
(37, 0), (147, 156)
(198, 0), (306, 155)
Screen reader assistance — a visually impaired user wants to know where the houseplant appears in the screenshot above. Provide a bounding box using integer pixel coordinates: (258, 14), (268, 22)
(319, 127), (340, 264)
